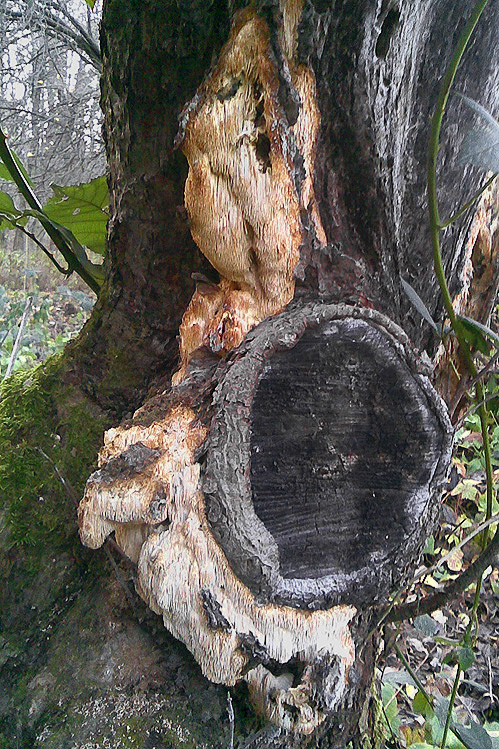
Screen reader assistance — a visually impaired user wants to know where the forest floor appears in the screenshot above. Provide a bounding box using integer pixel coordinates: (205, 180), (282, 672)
(0, 284), (94, 377)
(382, 456), (499, 747)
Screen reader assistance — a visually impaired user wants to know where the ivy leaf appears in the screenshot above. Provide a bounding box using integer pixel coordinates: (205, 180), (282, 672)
(455, 93), (499, 173)
(457, 315), (499, 353)
(43, 176), (108, 255)
(453, 723), (493, 749)
(401, 279), (441, 335)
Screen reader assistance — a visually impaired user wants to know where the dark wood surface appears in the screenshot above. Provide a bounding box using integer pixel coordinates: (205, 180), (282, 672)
(203, 302), (453, 609)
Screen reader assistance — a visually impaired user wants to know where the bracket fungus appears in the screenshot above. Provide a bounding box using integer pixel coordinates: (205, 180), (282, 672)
(79, 303), (453, 734)
(173, 2), (325, 382)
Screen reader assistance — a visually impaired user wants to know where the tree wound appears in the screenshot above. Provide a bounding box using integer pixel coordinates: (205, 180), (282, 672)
(204, 305), (453, 608)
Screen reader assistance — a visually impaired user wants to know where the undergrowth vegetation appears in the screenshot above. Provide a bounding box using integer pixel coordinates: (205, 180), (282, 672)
(381, 398), (499, 748)
(0, 285), (93, 377)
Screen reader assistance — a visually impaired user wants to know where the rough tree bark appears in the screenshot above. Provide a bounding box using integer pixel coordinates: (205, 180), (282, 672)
(1, 1), (499, 747)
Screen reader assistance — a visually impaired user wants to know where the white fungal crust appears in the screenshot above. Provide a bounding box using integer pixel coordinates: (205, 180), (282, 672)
(78, 407), (206, 560)
(174, 1), (325, 382)
(78, 399), (356, 734)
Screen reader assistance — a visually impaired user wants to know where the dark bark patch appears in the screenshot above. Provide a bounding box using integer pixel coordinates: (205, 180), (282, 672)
(250, 323), (428, 581)
(201, 588), (231, 632)
(255, 132), (271, 172)
(148, 489), (169, 522)
(203, 302), (453, 609)
(375, 8), (401, 59)
(239, 632), (271, 663)
(216, 76), (242, 101)
(89, 442), (161, 486)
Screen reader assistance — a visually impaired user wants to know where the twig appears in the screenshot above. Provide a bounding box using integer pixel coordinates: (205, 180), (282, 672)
(17, 224), (70, 276)
(409, 511), (499, 586)
(451, 348), (499, 423)
(36, 446), (79, 505)
(36, 447), (137, 565)
(439, 174), (497, 229)
(227, 691), (235, 749)
(0, 327), (11, 350)
(388, 527), (499, 621)
(4, 296), (32, 379)
(36, 445), (140, 614)
(455, 392), (499, 430)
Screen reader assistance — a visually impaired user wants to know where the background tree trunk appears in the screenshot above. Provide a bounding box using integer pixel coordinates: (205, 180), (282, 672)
(1, 1), (499, 747)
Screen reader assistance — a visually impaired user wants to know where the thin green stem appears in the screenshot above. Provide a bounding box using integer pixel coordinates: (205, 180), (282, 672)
(427, 0), (494, 543)
(390, 0), (496, 622)
(428, 0), (490, 334)
(441, 664), (462, 749)
(394, 641), (432, 706)
(409, 510), (499, 585)
(427, 7), (493, 742)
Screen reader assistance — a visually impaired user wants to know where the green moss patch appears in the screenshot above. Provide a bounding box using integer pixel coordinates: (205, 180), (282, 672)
(0, 354), (109, 557)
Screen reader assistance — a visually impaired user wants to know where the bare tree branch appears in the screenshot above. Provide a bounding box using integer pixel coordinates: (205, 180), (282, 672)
(2, 1), (101, 71)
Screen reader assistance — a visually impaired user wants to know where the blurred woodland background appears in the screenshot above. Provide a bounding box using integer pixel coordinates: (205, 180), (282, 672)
(0, 0), (102, 376)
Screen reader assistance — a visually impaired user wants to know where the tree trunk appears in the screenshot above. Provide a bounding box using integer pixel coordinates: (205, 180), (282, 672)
(1, 1), (499, 747)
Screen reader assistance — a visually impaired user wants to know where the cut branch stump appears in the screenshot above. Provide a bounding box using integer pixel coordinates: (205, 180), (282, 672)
(79, 301), (453, 735)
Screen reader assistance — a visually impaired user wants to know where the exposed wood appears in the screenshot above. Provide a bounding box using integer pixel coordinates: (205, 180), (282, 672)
(79, 351), (356, 735)
(174, 2), (325, 381)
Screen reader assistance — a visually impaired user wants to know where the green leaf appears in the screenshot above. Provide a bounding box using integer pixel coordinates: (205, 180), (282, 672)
(83, 0), (96, 7)
(483, 723), (499, 749)
(414, 614), (439, 638)
(453, 723), (493, 749)
(0, 192), (27, 231)
(401, 279), (441, 335)
(22, 208), (105, 285)
(458, 646), (475, 671)
(0, 190), (16, 215)
(0, 164), (12, 182)
(413, 690), (432, 715)
(458, 318), (490, 355)
(43, 176), (108, 255)
(382, 669), (417, 687)
(435, 695), (451, 728)
(457, 315), (499, 350)
(424, 535), (435, 555)
(381, 683), (401, 734)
